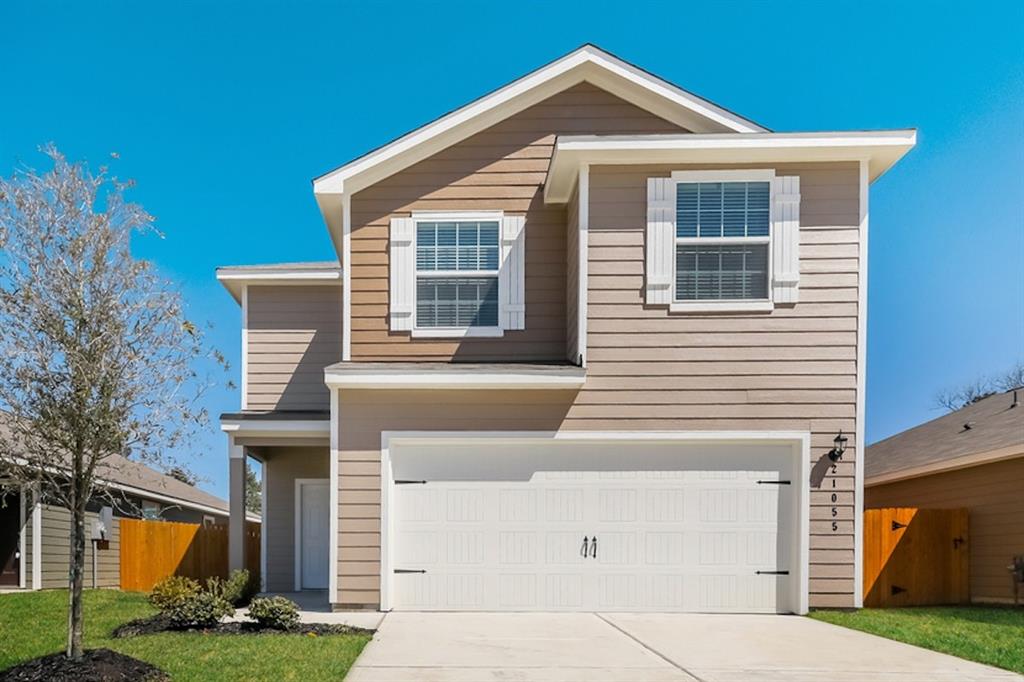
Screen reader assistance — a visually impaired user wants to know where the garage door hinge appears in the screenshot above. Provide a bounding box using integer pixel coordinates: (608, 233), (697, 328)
(395, 480), (427, 485)
(756, 480), (791, 485)
(394, 569), (427, 574)
(755, 570), (790, 575)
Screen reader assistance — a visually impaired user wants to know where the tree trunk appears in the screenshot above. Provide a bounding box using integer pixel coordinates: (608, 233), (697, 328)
(66, 485), (86, 659)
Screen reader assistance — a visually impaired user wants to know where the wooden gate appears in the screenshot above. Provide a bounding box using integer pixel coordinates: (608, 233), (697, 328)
(120, 518), (261, 592)
(863, 507), (969, 607)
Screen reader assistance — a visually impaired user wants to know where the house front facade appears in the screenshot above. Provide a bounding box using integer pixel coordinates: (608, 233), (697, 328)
(219, 45), (915, 613)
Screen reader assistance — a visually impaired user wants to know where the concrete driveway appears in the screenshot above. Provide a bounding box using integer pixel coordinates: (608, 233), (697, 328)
(345, 612), (1022, 682)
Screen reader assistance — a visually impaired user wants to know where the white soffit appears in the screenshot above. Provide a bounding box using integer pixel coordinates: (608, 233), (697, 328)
(544, 130), (917, 203)
(216, 265), (343, 303)
(312, 45), (766, 200)
(324, 368), (587, 390)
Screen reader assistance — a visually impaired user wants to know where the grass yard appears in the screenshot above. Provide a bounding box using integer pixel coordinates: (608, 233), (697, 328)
(0, 589), (371, 681)
(810, 606), (1024, 674)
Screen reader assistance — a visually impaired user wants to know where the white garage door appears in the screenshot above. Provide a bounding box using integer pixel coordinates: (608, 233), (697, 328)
(390, 444), (794, 613)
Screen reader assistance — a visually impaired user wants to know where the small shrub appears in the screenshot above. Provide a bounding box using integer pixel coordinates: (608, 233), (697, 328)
(247, 596), (300, 630)
(164, 591), (234, 629)
(206, 569), (258, 607)
(148, 576), (200, 610)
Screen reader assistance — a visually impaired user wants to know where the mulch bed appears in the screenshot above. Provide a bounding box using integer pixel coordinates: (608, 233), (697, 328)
(0, 648), (168, 682)
(112, 614), (373, 638)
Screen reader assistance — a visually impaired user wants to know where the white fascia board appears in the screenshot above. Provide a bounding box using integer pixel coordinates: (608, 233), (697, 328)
(106, 480), (230, 517)
(216, 268), (343, 304)
(220, 420), (332, 436)
(545, 129), (918, 203)
(312, 45), (765, 200)
(324, 371), (586, 390)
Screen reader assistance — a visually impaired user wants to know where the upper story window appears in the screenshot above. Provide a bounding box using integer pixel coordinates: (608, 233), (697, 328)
(675, 179), (770, 302)
(415, 219), (500, 329)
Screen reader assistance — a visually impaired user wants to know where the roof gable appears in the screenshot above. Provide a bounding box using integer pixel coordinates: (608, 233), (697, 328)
(313, 44), (767, 199)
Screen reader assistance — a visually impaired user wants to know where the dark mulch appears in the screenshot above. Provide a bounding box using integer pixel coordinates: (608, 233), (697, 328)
(0, 648), (168, 682)
(112, 614), (374, 638)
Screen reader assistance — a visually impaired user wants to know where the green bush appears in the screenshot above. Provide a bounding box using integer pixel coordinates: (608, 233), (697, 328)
(148, 575), (200, 610)
(206, 569), (256, 607)
(164, 591), (234, 628)
(247, 596), (300, 630)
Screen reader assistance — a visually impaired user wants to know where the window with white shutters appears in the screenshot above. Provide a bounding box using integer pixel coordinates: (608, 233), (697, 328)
(415, 219), (500, 329)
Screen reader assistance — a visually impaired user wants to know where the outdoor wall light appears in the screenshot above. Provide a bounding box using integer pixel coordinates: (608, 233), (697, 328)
(828, 431), (848, 462)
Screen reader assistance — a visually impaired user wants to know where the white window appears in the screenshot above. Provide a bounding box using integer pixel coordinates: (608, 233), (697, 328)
(141, 500), (161, 520)
(646, 170), (799, 312)
(415, 218), (500, 331)
(390, 211), (526, 337)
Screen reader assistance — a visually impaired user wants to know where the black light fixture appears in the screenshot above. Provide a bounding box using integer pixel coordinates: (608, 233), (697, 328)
(828, 430), (848, 462)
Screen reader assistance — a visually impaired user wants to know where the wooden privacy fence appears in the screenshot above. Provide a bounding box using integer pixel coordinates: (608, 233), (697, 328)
(120, 518), (260, 592)
(863, 507), (969, 607)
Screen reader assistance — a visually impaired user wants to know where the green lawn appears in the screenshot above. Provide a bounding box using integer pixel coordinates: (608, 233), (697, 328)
(0, 589), (372, 681)
(810, 606), (1024, 674)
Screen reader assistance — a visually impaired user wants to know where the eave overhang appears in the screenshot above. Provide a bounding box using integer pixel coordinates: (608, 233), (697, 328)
(544, 129), (918, 203)
(216, 264), (343, 304)
(324, 362), (586, 390)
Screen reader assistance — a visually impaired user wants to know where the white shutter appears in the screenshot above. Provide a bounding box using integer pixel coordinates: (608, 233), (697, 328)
(646, 177), (675, 305)
(500, 214), (526, 330)
(772, 176), (801, 304)
(389, 216), (415, 331)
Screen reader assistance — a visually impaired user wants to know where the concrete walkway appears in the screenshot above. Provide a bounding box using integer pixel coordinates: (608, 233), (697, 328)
(345, 612), (1023, 682)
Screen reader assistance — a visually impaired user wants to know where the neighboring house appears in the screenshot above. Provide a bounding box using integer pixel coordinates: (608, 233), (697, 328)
(0, 452), (248, 590)
(217, 44), (915, 614)
(865, 389), (1024, 604)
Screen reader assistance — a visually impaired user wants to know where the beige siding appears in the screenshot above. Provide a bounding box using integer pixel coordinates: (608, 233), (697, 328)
(40, 506), (120, 589)
(866, 457), (1024, 603)
(263, 447), (330, 592)
(334, 160), (863, 609)
(246, 285), (342, 411)
(349, 82), (685, 362)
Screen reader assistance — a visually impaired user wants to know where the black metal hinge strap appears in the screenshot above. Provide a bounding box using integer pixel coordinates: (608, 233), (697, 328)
(394, 569), (427, 574)
(755, 570), (790, 575)
(756, 480), (792, 485)
(395, 480), (427, 485)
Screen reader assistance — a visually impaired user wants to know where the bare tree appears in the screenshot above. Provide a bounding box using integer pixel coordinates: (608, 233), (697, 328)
(0, 147), (225, 659)
(934, 360), (1024, 412)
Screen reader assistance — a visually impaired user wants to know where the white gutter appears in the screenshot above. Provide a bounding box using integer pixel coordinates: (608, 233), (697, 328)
(324, 369), (586, 390)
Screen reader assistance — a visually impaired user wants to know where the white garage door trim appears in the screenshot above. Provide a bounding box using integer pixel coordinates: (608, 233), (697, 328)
(380, 431), (810, 614)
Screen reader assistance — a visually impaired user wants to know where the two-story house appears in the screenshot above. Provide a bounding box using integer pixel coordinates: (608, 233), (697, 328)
(217, 45), (914, 614)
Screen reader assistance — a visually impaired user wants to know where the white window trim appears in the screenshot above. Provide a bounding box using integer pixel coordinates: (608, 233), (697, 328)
(669, 169), (775, 313)
(410, 210), (505, 338)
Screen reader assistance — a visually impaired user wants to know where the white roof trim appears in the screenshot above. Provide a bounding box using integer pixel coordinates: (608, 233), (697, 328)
(544, 129), (917, 202)
(313, 45), (765, 198)
(216, 266), (342, 304)
(220, 419), (332, 436)
(324, 369), (586, 390)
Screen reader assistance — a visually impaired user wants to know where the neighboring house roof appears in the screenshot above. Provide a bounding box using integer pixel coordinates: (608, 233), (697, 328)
(216, 261), (342, 303)
(865, 389), (1024, 485)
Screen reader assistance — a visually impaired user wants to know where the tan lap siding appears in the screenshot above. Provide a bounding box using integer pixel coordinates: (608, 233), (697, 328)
(263, 446), (330, 592)
(583, 162), (862, 608)
(246, 285), (342, 410)
(866, 457), (1024, 603)
(39, 506), (120, 589)
(349, 82), (685, 362)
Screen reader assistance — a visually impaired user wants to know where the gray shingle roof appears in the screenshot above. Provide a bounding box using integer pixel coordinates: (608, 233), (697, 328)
(865, 389), (1024, 480)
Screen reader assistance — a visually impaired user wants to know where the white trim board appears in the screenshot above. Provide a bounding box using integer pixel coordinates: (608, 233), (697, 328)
(293, 478), (330, 592)
(544, 130), (917, 202)
(378, 430), (811, 615)
(324, 370), (586, 390)
(328, 388), (339, 604)
(854, 159), (868, 608)
(31, 487), (41, 590)
(216, 267), (343, 304)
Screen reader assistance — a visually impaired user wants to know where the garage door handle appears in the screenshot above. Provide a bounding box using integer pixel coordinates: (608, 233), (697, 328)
(580, 536), (589, 558)
(591, 536), (597, 559)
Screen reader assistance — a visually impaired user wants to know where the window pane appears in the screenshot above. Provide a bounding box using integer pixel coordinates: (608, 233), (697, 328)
(417, 220), (500, 273)
(416, 276), (499, 327)
(677, 181), (771, 239)
(675, 244), (768, 301)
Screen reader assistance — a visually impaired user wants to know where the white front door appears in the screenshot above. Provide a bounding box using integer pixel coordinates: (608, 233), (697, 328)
(298, 481), (329, 590)
(389, 442), (795, 613)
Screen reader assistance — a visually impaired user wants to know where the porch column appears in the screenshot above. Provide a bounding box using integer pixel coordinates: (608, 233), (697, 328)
(228, 437), (247, 572)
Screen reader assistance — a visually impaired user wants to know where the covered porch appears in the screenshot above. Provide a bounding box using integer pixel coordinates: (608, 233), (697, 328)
(221, 411), (333, 595)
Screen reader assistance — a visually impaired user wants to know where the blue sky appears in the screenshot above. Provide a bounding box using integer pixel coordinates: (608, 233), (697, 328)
(3, 1), (1022, 499)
